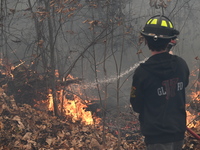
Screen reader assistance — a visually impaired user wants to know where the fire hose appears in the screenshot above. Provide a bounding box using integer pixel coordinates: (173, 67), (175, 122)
(186, 127), (200, 141)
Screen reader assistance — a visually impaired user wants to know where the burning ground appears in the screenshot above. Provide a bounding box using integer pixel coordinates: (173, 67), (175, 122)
(0, 88), (145, 150)
(0, 87), (200, 150)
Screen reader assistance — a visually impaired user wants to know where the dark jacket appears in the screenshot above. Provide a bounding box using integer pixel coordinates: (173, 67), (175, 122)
(130, 52), (189, 144)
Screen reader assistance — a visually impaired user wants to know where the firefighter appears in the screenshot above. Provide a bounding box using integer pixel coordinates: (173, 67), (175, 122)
(130, 15), (190, 150)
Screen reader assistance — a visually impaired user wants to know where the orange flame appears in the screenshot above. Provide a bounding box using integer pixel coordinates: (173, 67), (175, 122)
(48, 93), (54, 112)
(48, 75), (101, 125)
(64, 95), (94, 125)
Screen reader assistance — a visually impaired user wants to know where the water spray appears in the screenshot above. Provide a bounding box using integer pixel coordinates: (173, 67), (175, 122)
(82, 57), (149, 89)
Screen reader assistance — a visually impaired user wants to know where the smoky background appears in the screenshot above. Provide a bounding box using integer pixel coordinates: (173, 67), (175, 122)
(0, 0), (200, 134)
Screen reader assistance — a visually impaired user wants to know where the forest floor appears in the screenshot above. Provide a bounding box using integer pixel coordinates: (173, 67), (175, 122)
(0, 87), (200, 150)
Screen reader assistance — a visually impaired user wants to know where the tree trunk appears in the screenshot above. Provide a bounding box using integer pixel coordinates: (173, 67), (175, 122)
(45, 0), (59, 116)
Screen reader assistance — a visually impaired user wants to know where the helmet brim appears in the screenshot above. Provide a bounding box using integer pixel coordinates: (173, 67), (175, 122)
(140, 31), (178, 39)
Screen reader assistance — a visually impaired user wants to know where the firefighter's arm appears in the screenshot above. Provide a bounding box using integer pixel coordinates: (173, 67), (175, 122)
(130, 74), (144, 113)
